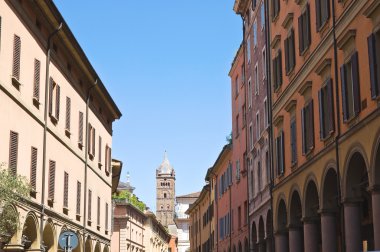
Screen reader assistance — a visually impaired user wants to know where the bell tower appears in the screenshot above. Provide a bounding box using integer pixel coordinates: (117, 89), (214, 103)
(156, 151), (176, 227)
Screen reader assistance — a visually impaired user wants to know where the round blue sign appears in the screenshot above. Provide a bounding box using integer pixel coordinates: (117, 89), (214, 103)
(58, 231), (79, 250)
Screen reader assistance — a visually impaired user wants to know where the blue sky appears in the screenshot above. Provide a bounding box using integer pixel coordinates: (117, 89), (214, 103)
(54, 0), (242, 211)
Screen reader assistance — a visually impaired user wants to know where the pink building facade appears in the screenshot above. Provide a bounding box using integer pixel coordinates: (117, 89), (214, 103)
(0, 0), (121, 251)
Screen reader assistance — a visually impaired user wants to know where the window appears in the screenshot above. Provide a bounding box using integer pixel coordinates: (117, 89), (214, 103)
(30, 147), (37, 192)
(65, 97), (71, 132)
(63, 172), (69, 208)
(256, 112), (260, 139)
(264, 98), (268, 128)
(235, 75), (239, 97)
(340, 52), (360, 122)
(235, 114), (239, 138)
(253, 21), (257, 47)
(368, 32), (380, 99)
(272, 0), (280, 20)
(88, 124), (96, 158)
(273, 50), (283, 90)
(12, 35), (21, 81)
(48, 78), (60, 121)
(249, 123), (253, 150)
(252, 0), (257, 9)
(241, 65), (245, 85)
(261, 3), (265, 30)
(88, 189), (92, 222)
(242, 104), (247, 127)
(315, 0), (330, 31)
(238, 206), (242, 229)
(285, 29), (296, 74)
(98, 136), (102, 164)
(290, 118), (297, 165)
(248, 79), (252, 108)
(33, 59), (41, 101)
(105, 203), (109, 231)
(9, 131), (19, 176)
(265, 151), (270, 183)
(236, 160), (241, 181)
(48, 160), (56, 200)
(298, 3), (311, 54)
(78, 112), (84, 146)
(244, 201), (248, 224)
(254, 64), (259, 95)
(318, 79), (334, 139)
(247, 35), (251, 63)
(97, 197), (101, 226)
(76, 181), (81, 215)
(257, 160), (262, 191)
(275, 131), (285, 176)
(164, 193), (167, 198)
(105, 145), (112, 174)
(250, 170), (254, 197)
(262, 47), (267, 79)
(301, 100), (315, 154)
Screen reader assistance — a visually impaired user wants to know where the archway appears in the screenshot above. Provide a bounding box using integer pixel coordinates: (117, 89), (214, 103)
(233, 244), (236, 252)
(238, 241), (242, 252)
(289, 191), (303, 252)
(266, 209), (273, 252)
(259, 217), (266, 252)
(85, 236), (92, 252)
(42, 219), (56, 252)
(103, 245), (109, 252)
(244, 237), (248, 252)
(72, 232), (82, 252)
(276, 199), (288, 251)
(21, 213), (39, 249)
(251, 221), (258, 251)
(304, 180), (321, 252)
(345, 151), (373, 251)
(94, 241), (101, 252)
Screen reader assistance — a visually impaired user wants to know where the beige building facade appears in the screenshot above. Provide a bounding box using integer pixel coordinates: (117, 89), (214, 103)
(0, 0), (121, 251)
(144, 211), (171, 252)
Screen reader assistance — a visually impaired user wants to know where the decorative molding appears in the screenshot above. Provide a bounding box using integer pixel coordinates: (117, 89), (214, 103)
(281, 13), (294, 29)
(273, 115), (284, 127)
(298, 81), (312, 96)
(271, 35), (281, 49)
(284, 99), (297, 113)
(315, 58), (332, 76)
(337, 29), (356, 50)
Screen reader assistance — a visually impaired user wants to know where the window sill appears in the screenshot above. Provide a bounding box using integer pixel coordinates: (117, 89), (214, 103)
(47, 198), (54, 207)
(87, 220), (92, 226)
(344, 113), (360, 127)
(89, 153), (94, 160)
(63, 207), (69, 215)
(76, 214), (81, 221)
(272, 13), (279, 23)
(300, 45), (310, 57)
(290, 161), (298, 171)
(32, 97), (40, 109)
(65, 129), (71, 138)
(304, 147), (314, 159)
(286, 66), (295, 78)
(11, 76), (22, 90)
(49, 114), (58, 124)
(274, 85), (282, 94)
(105, 170), (110, 177)
(97, 225), (101, 231)
(98, 162), (103, 169)
(30, 189), (37, 198)
(78, 142), (83, 150)
(105, 230), (109, 235)
(317, 19), (330, 36)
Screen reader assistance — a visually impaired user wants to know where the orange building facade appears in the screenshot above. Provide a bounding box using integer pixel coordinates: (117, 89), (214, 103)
(268, 0), (380, 252)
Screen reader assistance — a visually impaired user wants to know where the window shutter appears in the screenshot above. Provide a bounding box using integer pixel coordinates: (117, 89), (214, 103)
(108, 147), (112, 173)
(301, 108), (306, 155)
(63, 172), (69, 208)
(316, 0), (321, 30)
(285, 38), (289, 73)
(30, 147), (38, 191)
(327, 79), (335, 133)
(278, 50), (283, 85)
(76, 181), (81, 215)
(280, 131), (285, 174)
(290, 120), (297, 164)
(368, 34), (378, 99)
(49, 78), (53, 115)
(92, 128), (96, 157)
(12, 35), (21, 80)
(298, 15), (303, 54)
(105, 145), (108, 172)
(48, 160), (56, 200)
(56, 85), (60, 120)
(105, 203), (109, 230)
(88, 190), (92, 221)
(88, 124), (92, 155)
(309, 100), (315, 149)
(306, 3), (311, 48)
(33, 59), (41, 100)
(290, 29), (295, 69)
(66, 97), (71, 131)
(325, 0), (330, 22)
(273, 58), (277, 89)
(79, 112), (84, 144)
(318, 89), (325, 139)
(340, 65), (349, 121)
(97, 197), (100, 226)
(98, 136), (102, 163)
(9, 131), (19, 175)
(351, 52), (361, 115)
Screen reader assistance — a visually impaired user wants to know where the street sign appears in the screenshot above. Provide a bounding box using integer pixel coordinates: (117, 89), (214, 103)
(58, 231), (79, 252)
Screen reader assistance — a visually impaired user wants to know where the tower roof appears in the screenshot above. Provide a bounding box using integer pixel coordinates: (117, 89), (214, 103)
(157, 151), (174, 175)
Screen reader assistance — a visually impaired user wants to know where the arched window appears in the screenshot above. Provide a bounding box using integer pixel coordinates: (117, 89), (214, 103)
(164, 193), (167, 198)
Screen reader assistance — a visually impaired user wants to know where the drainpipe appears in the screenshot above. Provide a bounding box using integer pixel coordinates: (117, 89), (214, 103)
(331, 0), (345, 250)
(263, 0), (275, 251)
(82, 79), (98, 252)
(40, 22), (62, 250)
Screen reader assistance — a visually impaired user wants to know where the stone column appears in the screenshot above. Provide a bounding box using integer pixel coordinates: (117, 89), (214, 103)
(320, 211), (337, 252)
(303, 218), (319, 252)
(372, 187), (380, 250)
(274, 231), (288, 252)
(288, 226), (302, 252)
(344, 201), (362, 252)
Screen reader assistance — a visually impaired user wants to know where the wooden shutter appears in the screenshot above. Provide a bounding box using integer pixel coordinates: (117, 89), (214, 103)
(79, 112), (83, 144)
(65, 97), (71, 131)
(290, 120), (297, 164)
(316, 0), (321, 30)
(56, 85), (60, 119)
(351, 52), (361, 115)
(33, 59), (41, 100)
(30, 147), (37, 190)
(298, 15), (304, 54)
(318, 89), (325, 139)
(108, 147), (112, 173)
(88, 190), (92, 221)
(63, 172), (69, 207)
(285, 38), (289, 73)
(48, 160), (56, 200)
(290, 29), (295, 69)
(12, 35), (21, 80)
(306, 3), (311, 48)
(92, 128), (96, 157)
(98, 136), (102, 163)
(308, 101), (315, 149)
(105, 145), (108, 171)
(301, 108), (306, 154)
(49, 78), (53, 115)
(327, 79), (335, 133)
(105, 203), (109, 230)
(273, 58), (278, 89)
(280, 131), (285, 174)
(340, 65), (349, 121)
(76, 181), (81, 215)
(278, 50), (283, 86)
(97, 196), (100, 226)
(368, 34), (378, 99)
(9, 131), (19, 175)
